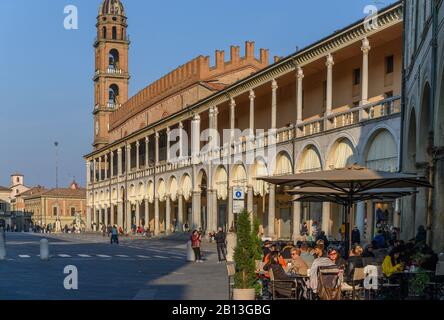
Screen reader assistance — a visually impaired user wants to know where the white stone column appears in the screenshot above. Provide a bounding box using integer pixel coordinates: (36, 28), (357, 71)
(178, 194), (184, 231)
(212, 190), (218, 232)
(361, 37), (371, 104)
(166, 127), (171, 163)
(393, 199), (401, 229)
(104, 206), (108, 226)
(110, 205), (115, 226)
(155, 132), (160, 166)
(154, 197), (160, 235)
(191, 114), (201, 164)
(326, 53), (334, 115)
(104, 154), (108, 180)
(126, 201), (132, 233)
(86, 161), (91, 185)
(86, 206), (92, 230)
(93, 159), (97, 182)
(247, 186), (254, 222)
(135, 201), (140, 227)
(117, 202), (123, 229)
(144, 200), (149, 228)
(228, 187), (234, 231)
(356, 202), (366, 238)
(322, 202), (331, 236)
(145, 137), (150, 167)
(126, 145), (131, 173)
(230, 98), (236, 143)
(98, 158), (102, 181)
(293, 200), (302, 242)
(213, 107), (219, 142)
(178, 122), (184, 159)
(271, 79), (278, 129)
(136, 141), (140, 170)
(192, 191), (201, 230)
(98, 207), (103, 225)
(268, 184), (276, 238)
(166, 195), (171, 233)
(117, 148), (122, 176)
(207, 189), (214, 233)
(110, 152), (114, 177)
(249, 90), (255, 136)
(297, 67), (304, 124)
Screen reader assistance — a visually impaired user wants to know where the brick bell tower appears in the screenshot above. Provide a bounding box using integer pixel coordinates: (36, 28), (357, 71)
(93, 0), (130, 150)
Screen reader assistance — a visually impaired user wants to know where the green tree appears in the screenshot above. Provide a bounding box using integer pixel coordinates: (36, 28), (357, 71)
(233, 210), (256, 289)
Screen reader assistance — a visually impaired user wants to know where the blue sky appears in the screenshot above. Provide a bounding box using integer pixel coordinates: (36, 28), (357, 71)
(0, 0), (398, 188)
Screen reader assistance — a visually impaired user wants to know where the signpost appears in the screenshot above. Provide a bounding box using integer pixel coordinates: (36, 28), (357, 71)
(232, 187), (245, 214)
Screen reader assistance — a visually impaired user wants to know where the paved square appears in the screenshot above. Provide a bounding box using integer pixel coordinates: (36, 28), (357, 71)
(0, 232), (228, 300)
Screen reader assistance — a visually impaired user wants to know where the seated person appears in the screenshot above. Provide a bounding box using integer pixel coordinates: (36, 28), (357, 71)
(288, 248), (309, 276)
(362, 244), (376, 258)
(300, 242), (315, 268)
(309, 245), (335, 294)
(382, 248), (404, 278)
(345, 245), (364, 283)
(373, 230), (386, 249)
(263, 252), (295, 299)
(328, 247), (347, 270)
(281, 242), (295, 259)
(264, 250), (287, 270)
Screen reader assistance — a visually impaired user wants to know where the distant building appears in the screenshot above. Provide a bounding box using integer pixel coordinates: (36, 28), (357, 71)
(0, 185), (11, 213)
(9, 173), (30, 211)
(23, 181), (87, 227)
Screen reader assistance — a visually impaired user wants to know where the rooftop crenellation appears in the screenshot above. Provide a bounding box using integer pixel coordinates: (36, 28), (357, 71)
(109, 41), (269, 129)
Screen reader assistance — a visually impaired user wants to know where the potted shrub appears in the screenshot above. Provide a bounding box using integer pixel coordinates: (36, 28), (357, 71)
(233, 209), (256, 300)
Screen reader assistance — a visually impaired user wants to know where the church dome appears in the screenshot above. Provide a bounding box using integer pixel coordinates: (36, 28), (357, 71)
(100, 0), (125, 16)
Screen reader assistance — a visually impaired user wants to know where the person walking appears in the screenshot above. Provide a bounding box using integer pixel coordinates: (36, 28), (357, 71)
(110, 225), (119, 244)
(214, 227), (227, 263)
(191, 230), (203, 263)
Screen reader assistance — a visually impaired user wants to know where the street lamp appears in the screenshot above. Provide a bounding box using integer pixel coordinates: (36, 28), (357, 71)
(54, 141), (60, 232)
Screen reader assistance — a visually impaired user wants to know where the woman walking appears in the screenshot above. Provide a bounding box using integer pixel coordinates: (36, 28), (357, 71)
(191, 230), (203, 263)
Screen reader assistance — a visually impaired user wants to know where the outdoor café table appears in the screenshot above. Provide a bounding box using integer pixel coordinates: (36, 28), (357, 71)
(391, 270), (434, 299)
(287, 274), (311, 300)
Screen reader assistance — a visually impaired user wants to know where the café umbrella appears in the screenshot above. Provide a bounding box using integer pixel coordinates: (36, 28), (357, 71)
(258, 165), (432, 251)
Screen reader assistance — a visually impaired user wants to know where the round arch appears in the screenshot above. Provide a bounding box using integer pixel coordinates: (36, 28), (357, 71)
(168, 176), (179, 202)
(137, 181), (144, 199)
(418, 82), (431, 163)
(251, 158), (269, 197)
(273, 151), (293, 176)
(146, 181), (154, 203)
(129, 184), (136, 199)
(157, 179), (166, 202)
(326, 138), (356, 170)
(297, 145), (322, 173)
(179, 174), (192, 201)
(230, 163), (247, 189)
(365, 129), (398, 172)
(214, 166), (228, 200)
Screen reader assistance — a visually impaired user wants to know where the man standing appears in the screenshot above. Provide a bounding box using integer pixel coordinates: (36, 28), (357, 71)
(214, 227), (227, 263)
(351, 226), (361, 245)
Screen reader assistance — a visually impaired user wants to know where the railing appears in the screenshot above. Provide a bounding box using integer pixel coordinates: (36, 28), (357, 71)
(88, 96), (401, 187)
(94, 68), (124, 77)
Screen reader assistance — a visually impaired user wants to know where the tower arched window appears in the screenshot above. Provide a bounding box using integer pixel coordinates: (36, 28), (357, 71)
(112, 26), (117, 40)
(108, 84), (120, 108)
(102, 26), (107, 39)
(108, 49), (120, 70)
